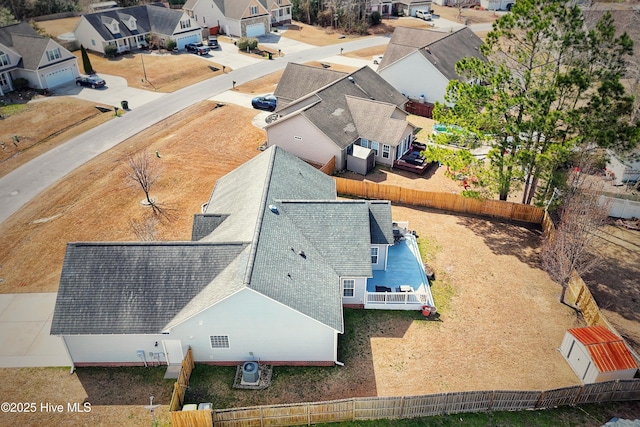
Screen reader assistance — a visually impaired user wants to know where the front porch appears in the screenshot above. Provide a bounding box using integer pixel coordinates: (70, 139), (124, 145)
(365, 230), (435, 310)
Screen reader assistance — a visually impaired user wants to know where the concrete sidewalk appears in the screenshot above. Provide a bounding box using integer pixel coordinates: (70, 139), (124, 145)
(0, 293), (71, 367)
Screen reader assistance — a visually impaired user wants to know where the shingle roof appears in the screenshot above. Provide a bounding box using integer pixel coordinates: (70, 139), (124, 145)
(54, 147), (392, 336)
(274, 63), (347, 109)
(51, 242), (249, 335)
(346, 96), (413, 147)
(78, 4), (185, 42)
(0, 22), (73, 71)
(275, 66), (408, 150)
(378, 26), (485, 80)
(569, 326), (638, 373)
(368, 201), (394, 245)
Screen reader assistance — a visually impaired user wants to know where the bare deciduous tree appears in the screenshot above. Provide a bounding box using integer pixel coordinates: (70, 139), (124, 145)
(541, 164), (611, 308)
(129, 216), (160, 241)
(124, 151), (164, 215)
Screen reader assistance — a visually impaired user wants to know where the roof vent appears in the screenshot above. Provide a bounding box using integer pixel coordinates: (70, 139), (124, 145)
(425, 47), (431, 53)
(268, 204), (279, 214)
(298, 250), (306, 259)
(348, 76), (355, 83)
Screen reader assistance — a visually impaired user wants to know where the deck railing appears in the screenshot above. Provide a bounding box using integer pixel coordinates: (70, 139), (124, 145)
(365, 291), (429, 307)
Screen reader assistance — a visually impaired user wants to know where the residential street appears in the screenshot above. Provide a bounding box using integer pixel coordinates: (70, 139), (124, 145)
(0, 36), (389, 226)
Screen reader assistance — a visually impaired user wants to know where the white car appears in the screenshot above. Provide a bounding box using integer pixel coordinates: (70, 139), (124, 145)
(416, 9), (432, 20)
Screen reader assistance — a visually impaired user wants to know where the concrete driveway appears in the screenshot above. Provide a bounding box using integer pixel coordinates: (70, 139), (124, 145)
(0, 293), (71, 367)
(53, 73), (166, 108)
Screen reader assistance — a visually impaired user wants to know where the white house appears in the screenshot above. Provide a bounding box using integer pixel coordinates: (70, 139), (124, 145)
(183, 0), (271, 38)
(73, 3), (202, 54)
(51, 146), (434, 367)
(267, 63), (418, 174)
(480, 0), (514, 11)
(560, 326), (638, 384)
(606, 149), (640, 186)
(0, 22), (79, 95)
(376, 26), (485, 105)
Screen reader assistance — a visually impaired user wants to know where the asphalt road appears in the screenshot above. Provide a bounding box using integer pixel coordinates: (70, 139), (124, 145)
(0, 36), (389, 224)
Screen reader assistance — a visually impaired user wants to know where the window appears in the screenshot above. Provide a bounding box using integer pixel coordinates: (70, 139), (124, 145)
(0, 73), (7, 87)
(382, 144), (390, 159)
(46, 48), (61, 61)
(360, 138), (369, 148)
(210, 335), (229, 348)
(91, 39), (96, 46)
(0, 51), (8, 67)
(180, 19), (191, 29)
(286, 7), (291, 15)
(342, 279), (355, 297)
(371, 247), (379, 264)
(250, 6), (258, 14)
(371, 141), (379, 156)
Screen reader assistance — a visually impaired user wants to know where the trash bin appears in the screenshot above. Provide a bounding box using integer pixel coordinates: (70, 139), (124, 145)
(267, 52), (272, 60)
(121, 100), (129, 110)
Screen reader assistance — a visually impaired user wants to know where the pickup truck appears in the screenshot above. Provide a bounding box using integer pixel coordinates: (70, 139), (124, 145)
(185, 43), (210, 56)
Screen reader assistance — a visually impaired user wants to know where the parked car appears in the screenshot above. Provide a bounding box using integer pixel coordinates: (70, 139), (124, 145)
(251, 95), (277, 112)
(207, 35), (219, 49)
(185, 43), (210, 56)
(416, 9), (432, 20)
(75, 75), (106, 89)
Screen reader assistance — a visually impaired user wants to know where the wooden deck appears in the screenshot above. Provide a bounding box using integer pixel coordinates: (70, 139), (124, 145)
(393, 148), (430, 174)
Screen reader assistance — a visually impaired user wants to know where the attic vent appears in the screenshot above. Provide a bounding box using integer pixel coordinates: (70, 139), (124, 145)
(348, 76), (355, 83)
(298, 250), (306, 259)
(425, 47), (431, 53)
(268, 205), (279, 214)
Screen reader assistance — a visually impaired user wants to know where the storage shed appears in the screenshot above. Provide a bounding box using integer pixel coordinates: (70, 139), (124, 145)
(347, 145), (375, 175)
(560, 326), (638, 384)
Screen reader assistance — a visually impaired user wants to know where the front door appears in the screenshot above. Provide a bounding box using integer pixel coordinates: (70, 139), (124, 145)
(162, 340), (184, 365)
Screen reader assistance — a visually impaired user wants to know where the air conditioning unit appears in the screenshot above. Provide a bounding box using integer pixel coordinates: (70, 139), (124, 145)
(241, 361), (260, 384)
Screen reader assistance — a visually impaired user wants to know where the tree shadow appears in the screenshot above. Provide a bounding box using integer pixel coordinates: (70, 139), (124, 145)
(455, 213), (544, 269)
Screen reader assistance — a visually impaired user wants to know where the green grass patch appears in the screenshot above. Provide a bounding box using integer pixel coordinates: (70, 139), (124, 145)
(417, 235), (441, 263)
(0, 103), (28, 117)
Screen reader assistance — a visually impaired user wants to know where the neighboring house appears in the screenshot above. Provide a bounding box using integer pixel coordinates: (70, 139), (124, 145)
(183, 0), (271, 38)
(259, 0), (293, 26)
(480, 0), (514, 11)
(377, 26), (485, 105)
(51, 146), (434, 367)
(369, 0), (432, 17)
(606, 149), (640, 186)
(73, 3), (202, 54)
(560, 326), (638, 384)
(267, 63), (417, 174)
(0, 22), (79, 95)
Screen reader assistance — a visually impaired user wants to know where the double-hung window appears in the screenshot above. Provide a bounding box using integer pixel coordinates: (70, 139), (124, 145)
(382, 144), (390, 159)
(342, 279), (355, 297)
(371, 141), (379, 156)
(371, 247), (379, 264)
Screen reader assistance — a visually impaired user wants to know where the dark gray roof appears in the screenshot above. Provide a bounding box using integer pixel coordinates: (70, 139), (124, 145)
(0, 22), (75, 71)
(53, 147), (392, 336)
(78, 4), (186, 42)
(191, 214), (229, 240)
(276, 66), (408, 150)
(51, 242), (248, 335)
(368, 201), (394, 245)
(378, 26), (485, 80)
(274, 63), (347, 109)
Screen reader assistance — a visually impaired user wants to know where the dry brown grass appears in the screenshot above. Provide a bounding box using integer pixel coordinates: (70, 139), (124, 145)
(0, 97), (114, 178)
(75, 50), (226, 92)
(0, 102), (264, 294)
(36, 16), (79, 37)
(280, 22), (365, 45)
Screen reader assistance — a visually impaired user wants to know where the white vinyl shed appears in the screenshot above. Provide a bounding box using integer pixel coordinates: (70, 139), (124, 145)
(560, 326), (638, 384)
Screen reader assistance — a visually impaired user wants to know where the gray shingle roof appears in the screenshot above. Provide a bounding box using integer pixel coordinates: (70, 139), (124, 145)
(51, 242), (248, 335)
(378, 26), (485, 80)
(0, 22), (75, 72)
(368, 201), (394, 245)
(53, 147), (392, 336)
(346, 96), (413, 147)
(276, 66), (408, 150)
(274, 63), (347, 109)
(79, 4), (185, 42)
(191, 214), (229, 240)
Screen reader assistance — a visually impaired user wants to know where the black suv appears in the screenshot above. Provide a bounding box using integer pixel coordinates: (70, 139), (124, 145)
(185, 43), (210, 56)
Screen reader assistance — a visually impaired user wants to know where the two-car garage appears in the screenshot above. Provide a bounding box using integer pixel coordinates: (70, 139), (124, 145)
(44, 66), (76, 88)
(245, 23), (266, 38)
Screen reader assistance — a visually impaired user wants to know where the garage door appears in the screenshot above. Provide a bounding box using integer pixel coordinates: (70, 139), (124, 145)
(176, 34), (200, 50)
(45, 67), (74, 88)
(246, 23), (266, 37)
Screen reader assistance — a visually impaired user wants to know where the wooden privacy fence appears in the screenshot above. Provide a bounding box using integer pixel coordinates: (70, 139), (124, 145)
(169, 347), (195, 412)
(335, 178), (545, 224)
(213, 380), (640, 427)
(319, 156), (336, 175)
